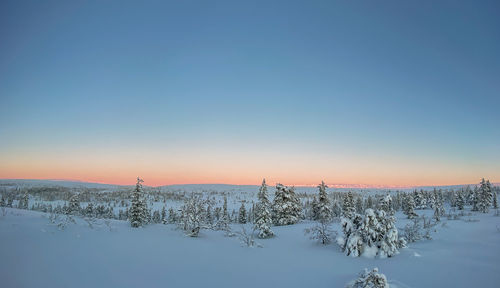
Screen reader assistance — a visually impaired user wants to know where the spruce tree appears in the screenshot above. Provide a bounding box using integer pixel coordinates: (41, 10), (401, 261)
(315, 181), (332, 223)
(19, 191), (29, 210)
(238, 203), (247, 224)
(129, 177), (146, 228)
(404, 194), (418, 219)
(379, 194), (393, 215)
(254, 179), (274, 238)
(216, 195), (230, 231)
(272, 183), (301, 226)
(456, 191), (465, 210)
(493, 191), (498, 210)
(68, 194), (80, 215)
(342, 192), (355, 219)
(478, 178), (493, 213)
(161, 206), (167, 224)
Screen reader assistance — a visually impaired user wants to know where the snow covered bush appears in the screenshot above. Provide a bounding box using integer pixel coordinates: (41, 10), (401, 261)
(338, 209), (405, 258)
(346, 267), (389, 288)
(236, 226), (262, 248)
(305, 222), (335, 245)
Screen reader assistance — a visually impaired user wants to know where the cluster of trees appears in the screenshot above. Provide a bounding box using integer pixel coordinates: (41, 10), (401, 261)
(1, 178), (497, 245)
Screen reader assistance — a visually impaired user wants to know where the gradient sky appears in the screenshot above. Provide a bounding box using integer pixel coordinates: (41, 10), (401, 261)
(1, 0), (499, 187)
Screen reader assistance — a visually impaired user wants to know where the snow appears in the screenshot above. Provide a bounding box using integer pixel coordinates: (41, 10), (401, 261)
(1, 207), (500, 288)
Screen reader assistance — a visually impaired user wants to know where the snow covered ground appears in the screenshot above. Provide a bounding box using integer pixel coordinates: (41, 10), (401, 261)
(1, 207), (499, 288)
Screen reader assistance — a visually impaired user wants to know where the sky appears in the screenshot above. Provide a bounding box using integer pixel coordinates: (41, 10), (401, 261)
(1, 0), (499, 187)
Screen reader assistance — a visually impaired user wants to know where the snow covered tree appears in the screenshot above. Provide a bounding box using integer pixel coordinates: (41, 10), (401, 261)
(205, 203), (213, 225)
(342, 192), (356, 219)
(355, 197), (364, 214)
(180, 195), (207, 237)
(403, 194), (418, 219)
(85, 203), (94, 217)
(413, 190), (427, 209)
(314, 181), (332, 223)
(215, 195), (230, 231)
(18, 191), (29, 210)
(254, 179), (274, 238)
(129, 177), (148, 228)
(346, 268), (389, 288)
(493, 191), (498, 210)
(272, 183), (302, 226)
(152, 210), (161, 223)
(238, 203), (247, 224)
(168, 207), (176, 224)
(478, 178), (493, 213)
(456, 190), (465, 210)
(161, 206), (167, 224)
(472, 186), (479, 211)
(311, 196), (319, 220)
(67, 194), (80, 215)
(378, 194), (393, 215)
(338, 209), (405, 258)
(433, 205), (441, 222)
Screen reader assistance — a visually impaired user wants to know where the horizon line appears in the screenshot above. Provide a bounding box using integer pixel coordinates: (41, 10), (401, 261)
(0, 177), (495, 189)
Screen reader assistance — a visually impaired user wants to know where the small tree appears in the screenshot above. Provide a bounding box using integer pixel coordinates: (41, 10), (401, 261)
(180, 195), (206, 237)
(478, 178), (493, 213)
(129, 177), (147, 228)
(404, 194), (418, 219)
(238, 203), (247, 224)
(342, 192), (355, 219)
(254, 179), (274, 238)
(456, 191), (465, 210)
(215, 196), (230, 231)
(161, 206), (167, 224)
(272, 183), (301, 226)
(68, 194), (80, 215)
(314, 181), (332, 223)
(18, 192), (29, 210)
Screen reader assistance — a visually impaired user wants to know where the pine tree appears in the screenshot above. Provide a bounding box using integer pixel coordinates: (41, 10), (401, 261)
(272, 183), (302, 226)
(205, 202), (214, 226)
(378, 194), (393, 215)
(478, 178), (493, 213)
(413, 190), (426, 209)
(85, 203), (94, 217)
(404, 194), (418, 219)
(152, 210), (161, 223)
(161, 206), (167, 224)
(254, 179), (274, 238)
(456, 191), (465, 210)
(339, 209), (405, 258)
(311, 196), (319, 220)
(472, 186), (479, 211)
(342, 192), (355, 219)
(18, 191), (29, 210)
(129, 177), (147, 228)
(68, 194), (80, 215)
(238, 203), (247, 224)
(493, 191), (498, 210)
(215, 195), (230, 231)
(314, 181), (332, 223)
(168, 207), (176, 224)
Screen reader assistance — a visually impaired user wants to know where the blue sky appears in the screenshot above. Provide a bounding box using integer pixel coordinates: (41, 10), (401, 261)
(1, 0), (499, 186)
